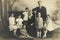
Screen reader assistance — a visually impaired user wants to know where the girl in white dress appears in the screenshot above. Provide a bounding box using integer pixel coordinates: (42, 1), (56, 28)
(43, 15), (53, 38)
(16, 15), (23, 36)
(43, 14), (60, 38)
(36, 12), (43, 38)
(16, 15), (23, 29)
(23, 7), (29, 29)
(9, 13), (17, 36)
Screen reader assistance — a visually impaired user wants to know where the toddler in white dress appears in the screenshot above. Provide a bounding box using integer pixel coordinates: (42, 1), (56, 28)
(9, 14), (17, 36)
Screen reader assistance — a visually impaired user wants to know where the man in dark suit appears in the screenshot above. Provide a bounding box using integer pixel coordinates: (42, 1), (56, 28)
(32, 1), (47, 22)
(32, 1), (47, 38)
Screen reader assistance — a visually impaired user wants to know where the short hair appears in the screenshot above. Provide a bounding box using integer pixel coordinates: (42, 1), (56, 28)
(38, 1), (42, 3)
(25, 7), (29, 10)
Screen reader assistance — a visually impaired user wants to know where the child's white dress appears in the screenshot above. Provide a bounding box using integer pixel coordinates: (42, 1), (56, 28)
(44, 18), (60, 31)
(9, 17), (17, 31)
(36, 17), (43, 30)
(44, 18), (54, 31)
(16, 18), (23, 29)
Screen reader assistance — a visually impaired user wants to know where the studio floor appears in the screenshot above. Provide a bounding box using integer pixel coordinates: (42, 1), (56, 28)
(0, 28), (60, 40)
(0, 22), (60, 40)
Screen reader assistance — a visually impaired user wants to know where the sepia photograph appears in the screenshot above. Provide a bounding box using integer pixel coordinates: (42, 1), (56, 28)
(0, 0), (60, 40)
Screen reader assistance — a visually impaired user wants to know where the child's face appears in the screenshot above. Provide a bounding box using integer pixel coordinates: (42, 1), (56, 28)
(18, 16), (21, 18)
(38, 1), (42, 6)
(11, 14), (14, 17)
(38, 13), (41, 17)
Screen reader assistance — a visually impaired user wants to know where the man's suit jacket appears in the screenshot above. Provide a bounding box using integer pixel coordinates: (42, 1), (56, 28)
(32, 6), (47, 21)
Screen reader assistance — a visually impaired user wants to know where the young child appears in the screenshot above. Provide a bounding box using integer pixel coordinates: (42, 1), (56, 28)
(16, 15), (23, 36)
(36, 12), (43, 38)
(43, 15), (53, 38)
(23, 7), (29, 29)
(16, 15), (23, 29)
(22, 7), (33, 38)
(9, 13), (17, 36)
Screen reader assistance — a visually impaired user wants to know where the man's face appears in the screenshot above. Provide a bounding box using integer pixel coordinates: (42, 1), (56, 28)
(38, 1), (42, 6)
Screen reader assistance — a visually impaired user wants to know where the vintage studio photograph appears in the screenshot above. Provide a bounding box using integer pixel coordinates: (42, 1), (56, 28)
(0, 0), (60, 40)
